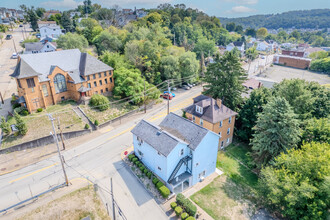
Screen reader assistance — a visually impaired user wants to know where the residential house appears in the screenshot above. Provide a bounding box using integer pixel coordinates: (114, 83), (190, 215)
(16, 10), (25, 20)
(10, 49), (114, 112)
(43, 10), (61, 19)
(39, 25), (64, 39)
(136, 9), (147, 18)
(184, 95), (238, 149)
(226, 41), (245, 55)
(273, 54), (311, 69)
(282, 49), (305, 57)
(40, 36), (55, 43)
(24, 41), (57, 54)
(304, 47), (325, 58)
(246, 38), (257, 49)
(131, 113), (219, 194)
(256, 41), (273, 52)
(37, 21), (57, 29)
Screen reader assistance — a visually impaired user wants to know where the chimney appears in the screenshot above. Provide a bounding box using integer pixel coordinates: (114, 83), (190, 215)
(216, 98), (222, 108)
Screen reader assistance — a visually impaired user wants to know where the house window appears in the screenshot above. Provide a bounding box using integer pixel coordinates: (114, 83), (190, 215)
(94, 82), (97, 87)
(54, 74), (67, 93)
(196, 163), (199, 167)
(192, 116), (195, 122)
(93, 74), (96, 79)
(109, 71), (112, 76)
(26, 78), (35, 88)
(229, 117), (232, 124)
(195, 106), (203, 114)
(101, 89), (103, 94)
(42, 84), (49, 97)
(219, 132), (221, 138)
(158, 166), (162, 171)
(99, 80), (102, 86)
(138, 150), (143, 157)
(200, 119), (203, 126)
(87, 83), (91, 88)
(110, 77), (113, 83)
(61, 96), (65, 101)
(219, 121), (223, 127)
(137, 136), (143, 145)
(98, 73), (101, 78)
(105, 79), (108, 84)
(106, 88), (109, 92)
(17, 79), (22, 88)
(221, 141), (224, 147)
(104, 72), (107, 77)
(227, 128), (230, 135)
(199, 170), (206, 178)
(180, 149), (184, 156)
(227, 138), (230, 144)
(87, 76), (90, 81)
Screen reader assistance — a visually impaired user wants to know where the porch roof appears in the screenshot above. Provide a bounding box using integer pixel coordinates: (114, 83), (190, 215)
(169, 171), (192, 186)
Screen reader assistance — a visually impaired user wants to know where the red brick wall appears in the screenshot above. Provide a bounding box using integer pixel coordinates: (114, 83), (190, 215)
(278, 57), (311, 69)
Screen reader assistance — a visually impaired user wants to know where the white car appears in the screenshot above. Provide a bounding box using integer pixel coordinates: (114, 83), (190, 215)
(11, 53), (18, 59)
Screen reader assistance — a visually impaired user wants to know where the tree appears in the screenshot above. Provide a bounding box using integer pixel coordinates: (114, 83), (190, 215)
(160, 55), (180, 81)
(93, 31), (123, 55)
(251, 97), (300, 166)
(309, 51), (328, 60)
(14, 112), (28, 135)
(0, 116), (11, 135)
(225, 22), (236, 32)
(56, 33), (88, 51)
(245, 47), (258, 60)
(301, 118), (329, 144)
(193, 37), (216, 58)
(91, 8), (115, 26)
(61, 11), (73, 32)
(235, 25), (243, 34)
(236, 87), (271, 142)
(178, 51), (199, 82)
(310, 57), (330, 73)
(145, 12), (163, 26)
(26, 8), (38, 31)
(245, 27), (256, 37)
(35, 7), (46, 18)
(256, 27), (268, 39)
(100, 51), (131, 70)
(203, 52), (247, 110)
(90, 94), (110, 111)
(83, 0), (93, 15)
(259, 142), (330, 220)
(289, 29), (301, 40)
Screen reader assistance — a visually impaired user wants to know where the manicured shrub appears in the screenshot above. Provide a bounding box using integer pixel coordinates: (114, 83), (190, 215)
(176, 193), (185, 206)
(175, 206), (183, 216)
(13, 103), (21, 109)
(156, 181), (164, 189)
(21, 109), (29, 116)
(128, 154), (135, 161)
(186, 217), (195, 220)
(134, 160), (140, 166)
(147, 172), (152, 179)
(90, 94), (110, 111)
(143, 168), (148, 175)
(84, 124), (90, 129)
(170, 202), (177, 210)
(37, 108), (43, 112)
(138, 163), (143, 168)
(158, 186), (170, 198)
(152, 177), (159, 185)
(132, 157), (138, 163)
(181, 212), (189, 220)
(139, 165), (145, 172)
(94, 120), (99, 126)
(176, 193), (197, 216)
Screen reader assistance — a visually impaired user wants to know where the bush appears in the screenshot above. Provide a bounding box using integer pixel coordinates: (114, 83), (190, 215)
(14, 112), (28, 135)
(139, 165), (145, 172)
(21, 110), (29, 116)
(170, 202), (177, 210)
(158, 186), (170, 198)
(0, 116), (11, 135)
(132, 157), (138, 163)
(13, 103), (21, 109)
(135, 161), (141, 166)
(186, 217), (195, 220)
(94, 120), (99, 126)
(147, 172), (152, 179)
(175, 206), (183, 216)
(84, 124), (90, 129)
(181, 212), (189, 220)
(176, 193), (197, 216)
(152, 177), (159, 185)
(143, 168), (148, 175)
(156, 181), (164, 189)
(128, 154), (135, 161)
(90, 94), (110, 111)
(176, 193), (185, 206)
(37, 108), (43, 112)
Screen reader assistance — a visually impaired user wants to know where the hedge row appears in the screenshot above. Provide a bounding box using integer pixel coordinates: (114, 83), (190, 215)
(171, 200), (196, 220)
(176, 193), (197, 216)
(129, 153), (171, 199)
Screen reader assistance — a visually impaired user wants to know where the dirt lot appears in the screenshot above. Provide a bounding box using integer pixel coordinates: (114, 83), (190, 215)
(16, 186), (110, 220)
(259, 65), (330, 85)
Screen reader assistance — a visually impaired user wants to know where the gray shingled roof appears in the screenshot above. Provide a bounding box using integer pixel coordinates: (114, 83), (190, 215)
(25, 42), (44, 51)
(159, 113), (210, 151)
(184, 95), (238, 124)
(10, 49), (113, 82)
(131, 120), (187, 157)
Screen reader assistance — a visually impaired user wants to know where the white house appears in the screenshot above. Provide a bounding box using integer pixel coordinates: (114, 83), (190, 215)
(39, 25), (64, 39)
(226, 41), (245, 55)
(24, 42), (57, 54)
(256, 41), (273, 52)
(131, 113), (219, 194)
(37, 21), (57, 29)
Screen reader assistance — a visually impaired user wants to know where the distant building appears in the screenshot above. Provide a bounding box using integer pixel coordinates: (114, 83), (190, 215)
(304, 47), (325, 58)
(24, 42), (57, 54)
(273, 54), (311, 69)
(226, 41), (245, 55)
(282, 49), (305, 57)
(39, 25), (65, 40)
(43, 10), (61, 19)
(37, 21), (57, 29)
(256, 41), (274, 52)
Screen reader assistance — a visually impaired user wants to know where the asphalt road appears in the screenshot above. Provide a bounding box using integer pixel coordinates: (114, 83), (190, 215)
(0, 24), (31, 117)
(243, 54), (274, 77)
(0, 86), (203, 220)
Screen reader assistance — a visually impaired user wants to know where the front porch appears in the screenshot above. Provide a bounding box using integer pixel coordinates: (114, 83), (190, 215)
(168, 172), (192, 194)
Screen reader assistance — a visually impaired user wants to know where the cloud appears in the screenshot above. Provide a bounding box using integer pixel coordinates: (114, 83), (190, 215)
(224, 0), (258, 5)
(227, 5), (257, 13)
(41, 0), (83, 10)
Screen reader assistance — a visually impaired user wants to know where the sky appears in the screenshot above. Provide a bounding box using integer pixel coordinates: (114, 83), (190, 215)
(1, 0), (329, 18)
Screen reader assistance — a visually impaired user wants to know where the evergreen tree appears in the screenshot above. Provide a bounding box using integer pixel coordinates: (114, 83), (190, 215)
(61, 11), (73, 32)
(236, 87), (271, 142)
(251, 97), (300, 166)
(203, 52), (247, 110)
(27, 8), (38, 31)
(0, 116), (11, 135)
(14, 112), (28, 135)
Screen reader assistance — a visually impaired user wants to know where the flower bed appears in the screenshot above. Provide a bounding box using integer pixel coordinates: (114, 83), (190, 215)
(170, 193), (197, 220)
(125, 153), (172, 203)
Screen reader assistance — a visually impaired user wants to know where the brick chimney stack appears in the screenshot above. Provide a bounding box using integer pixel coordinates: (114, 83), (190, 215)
(216, 98), (222, 108)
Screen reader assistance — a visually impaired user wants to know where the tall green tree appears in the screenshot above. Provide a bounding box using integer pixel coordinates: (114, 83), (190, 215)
(61, 11), (73, 32)
(14, 112), (28, 135)
(0, 116), (11, 135)
(35, 7), (46, 18)
(178, 51), (199, 82)
(27, 8), (39, 31)
(56, 33), (88, 51)
(301, 118), (329, 144)
(236, 87), (271, 142)
(193, 37), (216, 58)
(93, 31), (122, 55)
(259, 142), (330, 220)
(251, 97), (300, 166)
(256, 27), (268, 39)
(203, 52), (247, 110)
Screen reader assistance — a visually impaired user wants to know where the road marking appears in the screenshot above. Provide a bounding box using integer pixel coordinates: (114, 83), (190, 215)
(107, 126), (135, 141)
(9, 163), (57, 184)
(69, 177), (93, 185)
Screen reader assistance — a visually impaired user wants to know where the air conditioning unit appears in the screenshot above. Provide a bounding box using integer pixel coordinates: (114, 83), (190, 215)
(200, 176), (205, 182)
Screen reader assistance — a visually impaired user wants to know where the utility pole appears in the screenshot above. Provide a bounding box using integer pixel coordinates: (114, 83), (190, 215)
(167, 80), (170, 115)
(0, 92), (4, 104)
(57, 117), (66, 150)
(48, 114), (69, 186)
(21, 29), (25, 40)
(111, 178), (116, 220)
(143, 79), (146, 113)
(12, 38), (17, 54)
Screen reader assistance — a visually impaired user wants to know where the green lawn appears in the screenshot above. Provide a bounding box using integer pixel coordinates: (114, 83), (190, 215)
(191, 143), (259, 220)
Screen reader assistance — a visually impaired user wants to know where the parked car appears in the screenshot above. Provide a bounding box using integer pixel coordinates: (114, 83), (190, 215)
(170, 87), (177, 91)
(160, 93), (173, 100)
(163, 91), (175, 97)
(182, 85), (190, 90)
(11, 53), (18, 59)
(5, 35), (12, 40)
(19, 24), (23, 27)
(183, 82), (193, 88)
(260, 55), (265, 59)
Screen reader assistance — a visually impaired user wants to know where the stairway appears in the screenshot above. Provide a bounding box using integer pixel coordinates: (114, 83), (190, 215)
(168, 156), (192, 183)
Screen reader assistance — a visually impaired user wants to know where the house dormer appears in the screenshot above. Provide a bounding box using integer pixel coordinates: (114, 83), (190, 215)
(195, 105), (203, 114)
